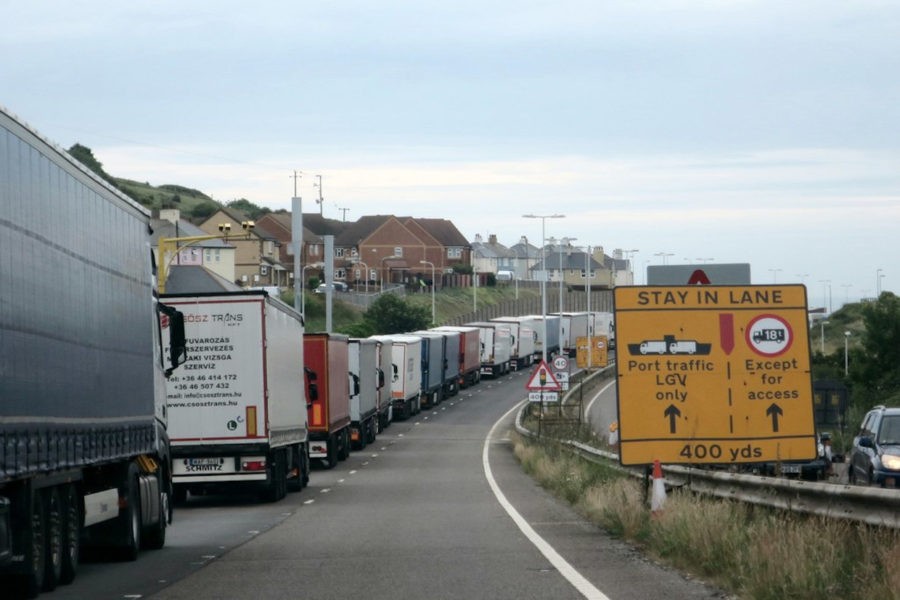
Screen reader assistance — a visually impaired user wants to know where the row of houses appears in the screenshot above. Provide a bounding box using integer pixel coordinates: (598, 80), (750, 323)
(152, 208), (635, 292)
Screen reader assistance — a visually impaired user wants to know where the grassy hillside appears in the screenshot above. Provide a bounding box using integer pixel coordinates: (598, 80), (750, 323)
(115, 179), (220, 221)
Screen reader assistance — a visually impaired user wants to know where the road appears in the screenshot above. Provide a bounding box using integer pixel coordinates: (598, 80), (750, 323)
(52, 367), (725, 600)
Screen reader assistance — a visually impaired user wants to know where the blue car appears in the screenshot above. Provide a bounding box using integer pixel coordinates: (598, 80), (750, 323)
(848, 405), (900, 488)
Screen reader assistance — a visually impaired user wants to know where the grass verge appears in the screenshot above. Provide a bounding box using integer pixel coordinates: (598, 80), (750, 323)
(512, 432), (900, 599)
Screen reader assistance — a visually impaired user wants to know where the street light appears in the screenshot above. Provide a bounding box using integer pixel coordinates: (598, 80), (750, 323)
(769, 268), (782, 283)
(623, 249), (639, 284)
(654, 252), (674, 265)
(300, 264), (315, 318)
(420, 260), (435, 324)
(380, 255), (393, 290)
(840, 283), (852, 306)
(876, 268), (885, 296)
(819, 319), (829, 355)
(523, 213), (565, 363)
(818, 279), (832, 314)
(844, 331), (851, 376)
(696, 257), (714, 263)
(354, 260), (370, 294)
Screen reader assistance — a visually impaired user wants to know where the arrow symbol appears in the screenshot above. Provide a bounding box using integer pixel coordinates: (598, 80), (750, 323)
(766, 403), (783, 432)
(664, 404), (681, 434)
(719, 313), (734, 355)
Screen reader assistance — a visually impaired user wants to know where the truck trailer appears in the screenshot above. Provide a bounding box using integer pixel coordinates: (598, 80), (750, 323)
(304, 333), (352, 468)
(348, 338), (380, 450)
(372, 335), (422, 420)
(466, 322), (513, 377)
(0, 107), (187, 596)
(490, 317), (537, 370)
(375, 338), (394, 430)
(423, 329), (461, 398)
(163, 292), (310, 500)
(412, 331), (447, 408)
(431, 326), (481, 388)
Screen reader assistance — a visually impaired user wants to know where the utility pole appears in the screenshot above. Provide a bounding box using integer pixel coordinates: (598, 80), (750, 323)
(314, 174), (324, 216)
(338, 207), (350, 221)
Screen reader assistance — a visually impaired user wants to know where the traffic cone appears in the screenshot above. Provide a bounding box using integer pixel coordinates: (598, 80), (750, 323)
(650, 459), (666, 516)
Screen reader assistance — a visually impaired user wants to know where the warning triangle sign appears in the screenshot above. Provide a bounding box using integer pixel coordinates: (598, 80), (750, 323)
(687, 269), (711, 284)
(525, 360), (562, 391)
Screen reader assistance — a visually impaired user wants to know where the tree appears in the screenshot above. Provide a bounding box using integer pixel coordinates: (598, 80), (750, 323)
(361, 294), (431, 335)
(851, 292), (900, 402)
(67, 144), (118, 187)
(227, 198), (270, 220)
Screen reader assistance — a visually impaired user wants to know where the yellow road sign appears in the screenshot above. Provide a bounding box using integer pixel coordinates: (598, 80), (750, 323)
(576, 336), (608, 368)
(613, 285), (817, 466)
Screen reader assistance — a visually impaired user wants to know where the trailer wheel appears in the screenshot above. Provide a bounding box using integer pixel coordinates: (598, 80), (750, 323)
(325, 436), (339, 469)
(338, 429), (351, 461)
(366, 417), (377, 444)
(262, 450), (287, 502)
(119, 463), (142, 562)
(301, 444), (310, 488)
(142, 469), (169, 550)
(19, 488), (46, 598)
(59, 484), (81, 585)
(42, 487), (63, 591)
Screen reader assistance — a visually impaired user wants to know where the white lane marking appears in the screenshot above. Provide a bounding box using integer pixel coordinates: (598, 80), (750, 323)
(483, 401), (611, 600)
(585, 380), (617, 423)
(303, 499), (315, 505)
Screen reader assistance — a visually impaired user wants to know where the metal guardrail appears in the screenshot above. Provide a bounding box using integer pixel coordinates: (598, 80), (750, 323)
(515, 371), (900, 529)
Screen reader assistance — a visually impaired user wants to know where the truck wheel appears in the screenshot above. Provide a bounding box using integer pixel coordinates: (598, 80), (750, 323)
(59, 484), (81, 585)
(367, 417), (377, 444)
(338, 429), (351, 461)
(142, 469), (169, 550)
(301, 445), (310, 487)
(20, 488), (47, 598)
(325, 436), (338, 469)
(263, 450), (287, 502)
(42, 487), (63, 591)
(119, 463), (142, 562)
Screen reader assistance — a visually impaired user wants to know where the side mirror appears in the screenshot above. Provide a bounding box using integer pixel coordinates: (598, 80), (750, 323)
(377, 369), (385, 389)
(858, 436), (875, 449)
(350, 373), (360, 396)
(160, 303), (186, 377)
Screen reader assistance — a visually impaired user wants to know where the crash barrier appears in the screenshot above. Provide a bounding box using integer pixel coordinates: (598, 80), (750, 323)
(515, 372), (900, 530)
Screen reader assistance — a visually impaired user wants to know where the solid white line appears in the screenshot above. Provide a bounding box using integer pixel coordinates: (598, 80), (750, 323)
(483, 402), (611, 600)
(585, 379), (617, 421)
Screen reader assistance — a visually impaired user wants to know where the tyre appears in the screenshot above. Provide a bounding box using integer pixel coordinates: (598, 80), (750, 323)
(142, 469), (169, 550)
(262, 450), (287, 502)
(20, 488), (46, 599)
(325, 436), (338, 469)
(366, 417), (377, 444)
(42, 487), (63, 591)
(59, 484), (81, 585)
(119, 463), (142, 562)
(338, 429), (351, 461)
(287, 445), (305, 492)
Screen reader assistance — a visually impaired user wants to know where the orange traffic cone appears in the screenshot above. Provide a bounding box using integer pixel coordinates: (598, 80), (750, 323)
(650, 459), (666, 516)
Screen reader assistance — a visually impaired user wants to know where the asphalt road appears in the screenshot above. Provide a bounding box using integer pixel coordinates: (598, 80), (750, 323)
(51, 367), (727, 600)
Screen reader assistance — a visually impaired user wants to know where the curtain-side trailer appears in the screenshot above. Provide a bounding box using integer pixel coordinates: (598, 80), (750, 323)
(466, 322), (512, 377)
(304, 333), (352, 469)
(490, 317), (537, 370)
(375, 338), (394, 430)
(372, 335), (422, 420)
(163, 292), (309, 501)
(1, 106), (187, 597)
(348, 338), (380, 450)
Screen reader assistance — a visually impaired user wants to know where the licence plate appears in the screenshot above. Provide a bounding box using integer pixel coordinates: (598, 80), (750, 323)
(780, 464), (801, 474)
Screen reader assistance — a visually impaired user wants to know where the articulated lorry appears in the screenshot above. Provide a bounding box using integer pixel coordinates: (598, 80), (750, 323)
(162, 292), (309, 501)
(372, 335), (422, 420)
(466, 322), (513, 377)
(0, 107), (186, 597)
(423, 329), (461, 398)
(557, 311), (590, 357)
(432, 326), (482, 388)
(348, 338), (380, 450)
(375, 338), (394, 430)
(412, 331), (447, 408)
(490, 317), (537, 370)
(304, 333), (352, 468)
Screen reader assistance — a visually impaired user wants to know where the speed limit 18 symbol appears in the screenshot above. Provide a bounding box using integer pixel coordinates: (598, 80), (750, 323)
(745, 314), (793, 357)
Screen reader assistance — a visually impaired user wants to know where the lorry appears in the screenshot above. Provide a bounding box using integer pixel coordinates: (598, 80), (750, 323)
(432, 326), (481, 388)
(375, 338), (394, 430)
(348, 338), (380, 450)
(371, 335), (423, 420)
(590, 311), (616, 349)
(412, 331), (448, 408)
(523, 314), (561, 358)
(0, 106), (187, 596)
(557, 311), (590, 357)
(491, 317), (537, 370)
(304, 333), (352, 468)
(162, 292), (310, 500)
(466, 322), (513, 377)
(417, 330), (460, 400)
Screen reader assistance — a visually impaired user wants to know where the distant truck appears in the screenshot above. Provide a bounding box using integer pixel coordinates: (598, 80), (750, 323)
(557, 312), (590, 357)
(522, 314), (561, 357)
(374, 338), (394, 430)
(413, 331), (446, 408)
(466, 322), (513, 377)
(590, 311), (616, 349)
(163, 292), (310, 501)
(416, 329), (460, 399)
(0, 107), (187, 596)
(432, 326), (482, 388)
(348, 338), (381, 450)
(491, 317), (537, 369)
(372, 335), (423, 420)
(304, 333), (353, 468)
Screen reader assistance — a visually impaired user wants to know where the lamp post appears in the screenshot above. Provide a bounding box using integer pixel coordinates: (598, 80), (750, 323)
(844, 331), (851, 376)
(523, 213), (565, 363)
(769, 268), (782, 283)
(420, 260), (435, 324)
(819, 319), (829, 354)
(623, 249), (639, 285)
(301, 264), (314, 318)
(840, 283), (852, 306)
(876, 268), (885, 296)
(818, 279), (831, 314)
(696, 257), (714, 263)
(380, 255), (393, 291)
(355, 260), (370, 294)
(654, 252), (674, 265)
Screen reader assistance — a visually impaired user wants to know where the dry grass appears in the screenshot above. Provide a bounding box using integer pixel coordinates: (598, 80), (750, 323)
(512, 433), (900, 600)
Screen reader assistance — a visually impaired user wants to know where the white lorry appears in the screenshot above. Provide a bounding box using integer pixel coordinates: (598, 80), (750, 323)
(1, 106), (187, 596)
(491, 317), (537, 369)
(162, 292), (309, 503)
(466, 322), (513, 377)
(375, 338), (394, 430)
(590, 311), (616, 349)
(558, 311), (590, 357)
(372, 335), (422, 420)
(348, 338), (380, 450)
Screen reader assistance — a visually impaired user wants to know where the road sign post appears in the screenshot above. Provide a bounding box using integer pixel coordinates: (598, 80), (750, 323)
(613, 285), (817, 466)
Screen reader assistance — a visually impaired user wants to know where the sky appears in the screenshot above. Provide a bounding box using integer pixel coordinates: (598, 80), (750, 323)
(3, 1), (898, 310)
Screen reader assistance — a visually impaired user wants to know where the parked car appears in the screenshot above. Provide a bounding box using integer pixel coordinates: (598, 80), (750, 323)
(848, 405), (900, 488)
(758, 432), (832, 481)
(315, 282), (349, 294)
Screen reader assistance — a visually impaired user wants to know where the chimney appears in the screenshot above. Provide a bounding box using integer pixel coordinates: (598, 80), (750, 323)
(488, 234), (497, 245)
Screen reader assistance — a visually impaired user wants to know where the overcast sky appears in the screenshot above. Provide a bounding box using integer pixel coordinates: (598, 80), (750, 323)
(3, 1), (898, 309)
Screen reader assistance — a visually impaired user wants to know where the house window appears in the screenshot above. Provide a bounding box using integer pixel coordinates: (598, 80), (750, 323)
(447, 247), (462, 259)
(393, 247), (403, 257)
(336, 248), (345, 257)
(309, 244), (320, 256)
(264, 241), (274, 256)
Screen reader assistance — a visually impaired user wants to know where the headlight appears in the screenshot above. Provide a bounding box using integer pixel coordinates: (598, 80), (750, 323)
(881, 454), (900, 471)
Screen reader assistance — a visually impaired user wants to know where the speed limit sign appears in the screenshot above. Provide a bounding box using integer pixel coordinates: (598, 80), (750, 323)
(553, 356), (568, 371)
